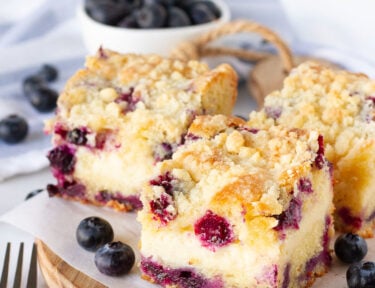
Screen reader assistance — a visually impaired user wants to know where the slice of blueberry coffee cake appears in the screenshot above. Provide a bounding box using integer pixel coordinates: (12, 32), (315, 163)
(138, 115), (334, 288)
(248, 62), (375, 237)
(44, 49), (237, 211)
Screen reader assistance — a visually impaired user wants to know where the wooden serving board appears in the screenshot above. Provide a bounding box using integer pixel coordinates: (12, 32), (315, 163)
(36, 239), (106, 288)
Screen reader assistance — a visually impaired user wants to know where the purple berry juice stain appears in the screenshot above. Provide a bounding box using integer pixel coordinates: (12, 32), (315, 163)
(194, 210), (233, 250)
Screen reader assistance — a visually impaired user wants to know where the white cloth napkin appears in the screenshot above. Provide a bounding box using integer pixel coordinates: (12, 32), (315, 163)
(0, 0), (86, 181)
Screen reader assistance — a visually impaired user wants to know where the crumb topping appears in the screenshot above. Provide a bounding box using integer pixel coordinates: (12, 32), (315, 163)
(249, 62), (375, 161)
(147, 115), (323, 222)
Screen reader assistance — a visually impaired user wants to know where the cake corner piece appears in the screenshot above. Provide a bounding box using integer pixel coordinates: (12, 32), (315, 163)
(249, 61), (375, 237)
(44, 49), (238, 211)
(138, 114), (334, 288)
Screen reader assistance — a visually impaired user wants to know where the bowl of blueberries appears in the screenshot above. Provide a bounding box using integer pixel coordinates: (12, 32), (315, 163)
(78, 0), (230, 56)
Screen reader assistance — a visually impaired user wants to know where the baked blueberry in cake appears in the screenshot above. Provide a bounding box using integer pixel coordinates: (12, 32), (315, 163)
(138, 115), (334, 288)
(45, 49), (237, 211)
(248, 62), (375, 237)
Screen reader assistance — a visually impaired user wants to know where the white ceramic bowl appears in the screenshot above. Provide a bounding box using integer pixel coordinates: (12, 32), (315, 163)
(77, 0), (230, 56)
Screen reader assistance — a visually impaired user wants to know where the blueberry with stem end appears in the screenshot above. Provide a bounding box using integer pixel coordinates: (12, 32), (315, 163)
(335, 233), (368, 264)
(347, 261), (375, 288)
(95, 241), (135, 276)
(136, 3), (167, 28)
(76, 216), (114, 252)
(0, 115), (28, 144)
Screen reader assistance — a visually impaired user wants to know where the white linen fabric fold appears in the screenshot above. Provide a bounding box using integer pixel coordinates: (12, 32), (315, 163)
(280, 0), (375, 77)
(0, 0), (86, 181)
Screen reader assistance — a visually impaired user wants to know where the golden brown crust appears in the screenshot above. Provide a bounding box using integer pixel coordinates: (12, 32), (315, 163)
(212, 174), (264, 206)
(50, 194), (134, 212)
(188, 115), (245, 139)
(145, 115), (325, 218)
(196, 63), (238, 116)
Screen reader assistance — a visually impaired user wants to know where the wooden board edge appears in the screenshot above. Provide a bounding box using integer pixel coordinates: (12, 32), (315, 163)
(36, 239), (107, 288)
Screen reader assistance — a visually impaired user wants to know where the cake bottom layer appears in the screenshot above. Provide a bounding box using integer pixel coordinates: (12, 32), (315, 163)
(139, 169), (334, 287)
(47, 182), (142, 211)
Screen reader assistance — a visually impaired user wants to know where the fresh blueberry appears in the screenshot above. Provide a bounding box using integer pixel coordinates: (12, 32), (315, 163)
(199, 0), (221, 18)
(76, 216), (114, 252)
(67, 128), (88, 145)
(136, 3), (167, 28)
(121, 0), (143, 9)
(335, 233), (368, 264)
(149, 0), (178, 7)
(36, 64), (58, 82)
(47, 145), (76, 174)
(0, 115), (28, 144)
(95, 241), (135, 276)
(84, 0), (110, 10)
(347, 262), (375, 288)
(22, 76), (44, 97)
(25, 189), (44, 200)
(27, 86), (58, 112)
(86, 1), (130, 25)
(167, 6), (191, 27)
(188, 1), (216, 25)
(117, 14), (139, 28)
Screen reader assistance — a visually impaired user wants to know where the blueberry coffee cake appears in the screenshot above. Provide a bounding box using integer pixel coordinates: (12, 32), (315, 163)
(138, 115), (334, 288)
(248, 62), (375, 237)
(45, 49), (237, 211)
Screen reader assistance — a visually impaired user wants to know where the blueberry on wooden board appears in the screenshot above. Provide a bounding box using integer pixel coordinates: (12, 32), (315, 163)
(347, 262), (375, 288)
(76, 216), (114, 252)
(95, 241), (135, 276)
(334, 233), (367, 264)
